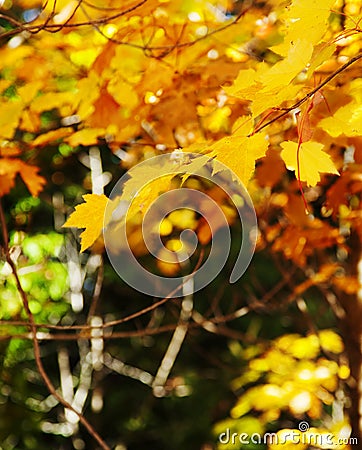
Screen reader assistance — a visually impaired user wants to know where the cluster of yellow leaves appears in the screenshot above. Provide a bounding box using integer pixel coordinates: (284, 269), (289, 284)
(63, 0), (343, 251)
(222, 1), (342, 190)
(2, 0), (360, 267)
(231, 331), (345, 418)
(224, 39), (313, 118)
(0, 0), (261, 203)
(62, 153), (238, 254)
(214, 330), (350, 450)
(271, 0), (337, 56)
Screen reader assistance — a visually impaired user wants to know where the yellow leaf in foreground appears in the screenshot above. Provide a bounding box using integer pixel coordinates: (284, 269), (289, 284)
(306, 43), (337, 79)
(259, 39), (313, 89)
(223, 68), (258, 98)
(210, 119), (269, 185)
(63, 194), (110, 252)
(126, 175), (174, 220)
(280, 141), (339, 186)
(251, 84), (302, 118)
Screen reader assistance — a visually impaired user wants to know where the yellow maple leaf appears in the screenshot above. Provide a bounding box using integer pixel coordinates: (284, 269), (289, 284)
(210, 118), (269, 185)
(259, 39), (313, 89)
(252, 84), (302, 118)
(272, 0), (335, 56)
(126, 175), (174, 221)
(306, 43), (337, 79)
(63, 194), (110, 252)
(224, 68), (258, 98)
(280, 141), (339, 186)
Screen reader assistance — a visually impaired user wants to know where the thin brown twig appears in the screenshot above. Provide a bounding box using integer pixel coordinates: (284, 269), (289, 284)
(0, 0), (250, 56)
(92, 5), (250, 52)
(0, 323), (179, 341)
(0, 0), (148, 39)
(0, 314), (257, 342)
(82, 0), (127, 11)
(0, 250), (205, 332)
(0, 200), (111, 450)
(46, 0), (84, 34)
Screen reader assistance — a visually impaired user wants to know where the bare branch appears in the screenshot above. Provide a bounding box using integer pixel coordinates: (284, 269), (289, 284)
(0, 200), (111, 450)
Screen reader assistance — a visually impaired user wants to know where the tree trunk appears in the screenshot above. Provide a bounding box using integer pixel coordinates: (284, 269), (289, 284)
(339, 231), (362, 449)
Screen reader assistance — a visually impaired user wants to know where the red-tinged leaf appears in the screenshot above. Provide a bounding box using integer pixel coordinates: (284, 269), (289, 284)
(0, 146), (22, 157)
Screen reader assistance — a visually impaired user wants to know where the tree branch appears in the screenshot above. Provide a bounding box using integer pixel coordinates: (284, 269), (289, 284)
(0, 200), (110, 450)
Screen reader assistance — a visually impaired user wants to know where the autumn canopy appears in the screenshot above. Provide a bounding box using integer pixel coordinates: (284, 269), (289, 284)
(0, 0), (362, 449)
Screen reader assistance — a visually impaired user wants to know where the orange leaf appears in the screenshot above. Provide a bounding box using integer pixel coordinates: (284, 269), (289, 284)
(18, 162), (46, 197)
(0, 145), (22, 157)
(0, 158), (45, 197)
(32, 128), (73, 147)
